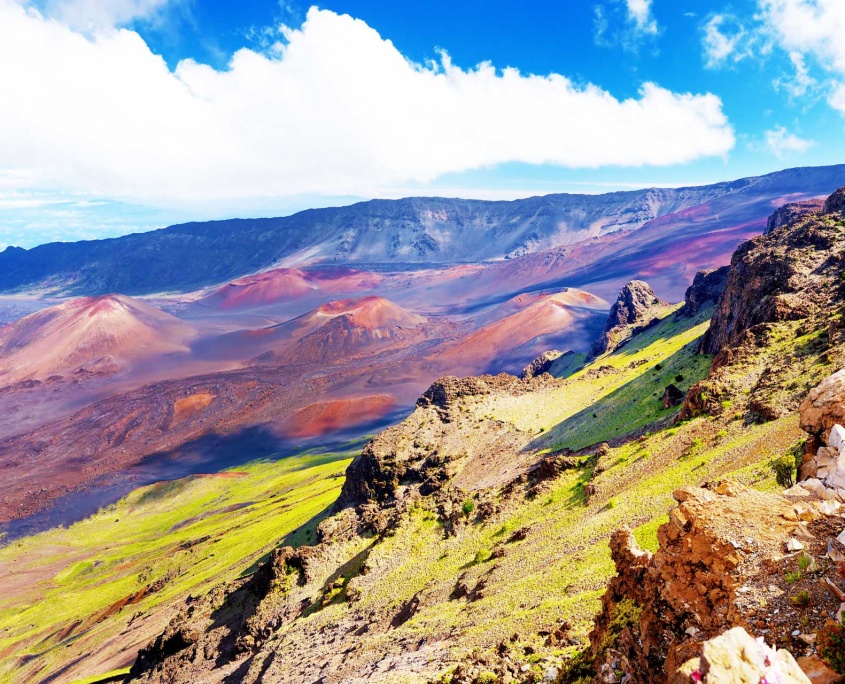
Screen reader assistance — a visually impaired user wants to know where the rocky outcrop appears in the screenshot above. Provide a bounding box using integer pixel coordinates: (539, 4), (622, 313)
(801, 369), (845, 444)
(766, 199), (825, 234)
(590, 281), (666, 358)
(130, 545), (313, 681)
(680, 266), (730, 317)
(583, 483), (845, 684)
(701, 187), (845, 364)
(339, 373), (556, 508)
(521, 350), (565, 379)
(797, 368), (845, 497)
(824, 187), (845, 216)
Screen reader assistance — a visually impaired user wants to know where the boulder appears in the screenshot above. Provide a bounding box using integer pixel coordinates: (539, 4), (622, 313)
(798, 370), (845, 500)
(683, 627), (812, 683)
(521, 350), (564, 379)
(800, 370), (845, 443)
(662, 384), (686, 408)
(681, 266), (730, 317)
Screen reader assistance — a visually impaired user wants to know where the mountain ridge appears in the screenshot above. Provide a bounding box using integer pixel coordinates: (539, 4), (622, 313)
(2, 164), (845, 297)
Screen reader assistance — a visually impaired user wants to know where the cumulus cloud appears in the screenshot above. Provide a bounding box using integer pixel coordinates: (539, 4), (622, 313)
(761, 126), (815, 157)
(0, 2), (734, 205)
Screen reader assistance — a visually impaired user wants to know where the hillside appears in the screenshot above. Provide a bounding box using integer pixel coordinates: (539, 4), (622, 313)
(1, 165), (844, 296)
(5, 188), (845, 684)
(0, 295), (194, 385)
(111, 187), (845, 684)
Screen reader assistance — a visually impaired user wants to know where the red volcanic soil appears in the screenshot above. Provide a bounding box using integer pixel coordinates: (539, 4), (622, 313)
(201, 295), (430, 364)
(436, 289), (607, 369)
(0, 294), (194, 385)
(279, 394), (397, 438)
(202, 268), (384, 310)
(303, 296), (425, 332)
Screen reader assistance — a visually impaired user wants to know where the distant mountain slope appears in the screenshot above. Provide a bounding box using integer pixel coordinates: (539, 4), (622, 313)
(0, 294), (194, 383)
(2, 165), (844, 296)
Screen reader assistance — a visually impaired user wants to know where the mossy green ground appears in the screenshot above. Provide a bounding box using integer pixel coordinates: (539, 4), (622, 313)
(475, 305), (713, 450)
(0, 451), (353, 684)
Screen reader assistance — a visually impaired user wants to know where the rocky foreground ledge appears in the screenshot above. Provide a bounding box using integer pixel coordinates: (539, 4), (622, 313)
(579, 361), (845, 684)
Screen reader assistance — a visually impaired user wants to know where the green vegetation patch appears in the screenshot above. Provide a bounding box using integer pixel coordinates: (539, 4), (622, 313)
(0, 450), (353, 684)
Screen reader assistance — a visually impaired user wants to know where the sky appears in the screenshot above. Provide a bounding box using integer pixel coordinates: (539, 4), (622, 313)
(1, 0), (845, 249)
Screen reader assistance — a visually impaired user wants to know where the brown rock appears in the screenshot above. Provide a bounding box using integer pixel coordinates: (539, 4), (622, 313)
(590, 280), (666, 358)
(796, 654), (845, 683)
(800, 369), (845, 444)
(767, 199), (825, 233)
(681, 266), (730, 317)
(662, 384), (685, 408)
(521, 349), (565, 379)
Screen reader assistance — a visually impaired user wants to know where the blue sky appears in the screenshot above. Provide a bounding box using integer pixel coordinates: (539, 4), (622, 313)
(1, 0), (844, 248)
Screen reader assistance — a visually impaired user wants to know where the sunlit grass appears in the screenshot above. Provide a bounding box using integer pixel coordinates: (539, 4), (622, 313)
(0, 450), (353, 684)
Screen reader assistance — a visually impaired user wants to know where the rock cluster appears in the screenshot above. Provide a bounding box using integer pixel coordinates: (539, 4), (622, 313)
(799, 369), (845, 497)
(339, 373), (551, 507)
(521, 350), (565, 379)
(590, 280), (666, 358)
(680, 266), (730, 317)
(583, 483), (845, 684)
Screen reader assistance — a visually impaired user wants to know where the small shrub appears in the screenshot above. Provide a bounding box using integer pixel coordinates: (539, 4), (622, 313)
(797, 553), (813, 572)
(785, 570), (802, 584)
(602, 599), (642, 650)
(771, 454), (796, 488)
(557, 648), (594, 684)
(476, 672), (498, 684)
(605, 498), (617, 510)
(818, 620), (845, 674)
(462, 499), (475, 515)
(473, 548), (492, 565)
(675, 373), (684, 382)
(716, 430), (727, 440)
(791, 590), (811, 607)
(721, 399), (733, 410)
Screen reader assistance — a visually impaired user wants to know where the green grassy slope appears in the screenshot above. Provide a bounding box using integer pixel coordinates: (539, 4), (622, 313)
(0, 451), (353, 684)
(473, 306), (712, 449)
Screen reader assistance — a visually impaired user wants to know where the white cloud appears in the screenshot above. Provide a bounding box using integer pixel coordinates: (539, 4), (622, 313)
(595, 0), (660, 50)
(0, 2), (734, 206)
(39, 0), (172, 32)
(762, 126), (815, 157)
(625, 0), (658, 35)
(702, 14), (757, 68)
(758, 0), (845, 112)
(773, 50), (818, 99)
